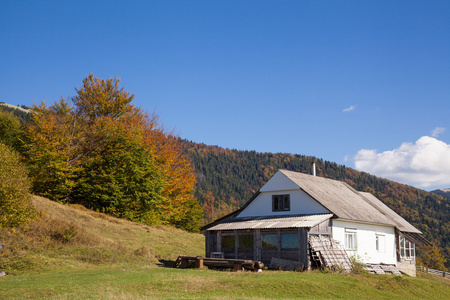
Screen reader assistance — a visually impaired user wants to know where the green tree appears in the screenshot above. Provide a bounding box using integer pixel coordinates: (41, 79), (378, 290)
(0, 143), (35, 227)
(0, 110), (25, 152)
(72, 118), (166, 224)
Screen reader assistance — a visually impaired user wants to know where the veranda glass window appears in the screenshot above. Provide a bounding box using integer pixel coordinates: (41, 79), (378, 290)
(222, 235), (235, 249)
(399, 236), (415, 259)
(238, 235), (254, 249)
(262, 234), (278, 249)
(281, 233), (298, 249)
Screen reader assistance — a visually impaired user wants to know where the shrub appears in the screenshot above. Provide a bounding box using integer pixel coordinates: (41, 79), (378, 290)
(0, 143), (35, 227)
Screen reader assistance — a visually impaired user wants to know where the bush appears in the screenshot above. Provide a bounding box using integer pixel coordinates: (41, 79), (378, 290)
(0, 143), (35, 227)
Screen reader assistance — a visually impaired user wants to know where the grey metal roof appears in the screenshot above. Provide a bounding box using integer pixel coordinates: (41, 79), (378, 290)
(278, 170), (422, 233)
(207, 213), (334, 231)
(359, 192), (421, 234)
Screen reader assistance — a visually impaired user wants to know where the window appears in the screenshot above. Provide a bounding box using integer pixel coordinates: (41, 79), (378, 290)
(282, 233), (298, 249)
(272, 194), (290, 212)
(222, 235), (235, 249)
(376, 234), (385, 252)
(262, 234), (278, 249)
(399, 236), (415, 259)
(238, 235), (254, 249)
(345, 229), (357, 250)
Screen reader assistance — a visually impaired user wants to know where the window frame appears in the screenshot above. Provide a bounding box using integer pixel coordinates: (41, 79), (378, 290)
(399, 235), (415, 260)
(376, 234), (385, 253)
(272, 194), (290, 212)
(345, 228), (357, 251)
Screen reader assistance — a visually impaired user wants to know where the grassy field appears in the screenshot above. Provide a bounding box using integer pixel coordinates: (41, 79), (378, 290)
(1, 266), (449, 299)
(1, 196), (449, 299)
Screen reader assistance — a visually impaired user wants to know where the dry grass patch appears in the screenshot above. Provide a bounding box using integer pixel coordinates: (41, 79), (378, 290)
(0, 195), (204, 275)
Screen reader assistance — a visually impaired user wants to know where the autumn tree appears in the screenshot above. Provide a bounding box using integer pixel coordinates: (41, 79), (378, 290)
(417, 245), (448, 271)
(26, 99), (82, 202)
(25, 74), (201, 231)
(203, 191), (215, 223)
(0, 143), (35, 227)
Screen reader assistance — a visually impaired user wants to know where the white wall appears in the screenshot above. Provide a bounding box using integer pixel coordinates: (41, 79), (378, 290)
(237, 189), (330, 218)
(332, 219), (396, 265)
(260, 171), (300, 192)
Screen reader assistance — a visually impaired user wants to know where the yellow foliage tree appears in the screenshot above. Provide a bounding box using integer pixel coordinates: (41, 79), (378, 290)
(0, 143), (35, 227)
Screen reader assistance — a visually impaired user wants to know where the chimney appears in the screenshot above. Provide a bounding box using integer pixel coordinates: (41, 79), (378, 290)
(311, 162), (316, 176)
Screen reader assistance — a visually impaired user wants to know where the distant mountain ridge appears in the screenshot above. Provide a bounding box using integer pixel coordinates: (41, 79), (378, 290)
(0, 102), (31, 123)
(431, 188), (450, 199)
(181, 139), (450, 268)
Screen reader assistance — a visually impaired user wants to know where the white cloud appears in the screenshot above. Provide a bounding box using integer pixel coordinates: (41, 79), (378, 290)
(431, 127), (445, 138)
(354, 136), (450, 189)
(343, 105), (355, 112)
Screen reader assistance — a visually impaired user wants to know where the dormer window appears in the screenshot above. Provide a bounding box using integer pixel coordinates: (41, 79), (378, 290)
(272, 194), (290, 212)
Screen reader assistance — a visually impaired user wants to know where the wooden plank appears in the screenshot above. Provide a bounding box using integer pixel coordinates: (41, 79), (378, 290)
(270, 257), (304, 271)
(234, 231), (238, 259)
(233, 262), (242, 272)
(277, 230), (281, 259)
(195, 259), (203, 269)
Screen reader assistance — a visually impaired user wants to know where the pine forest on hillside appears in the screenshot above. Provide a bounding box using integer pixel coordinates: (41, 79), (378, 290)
(181, 140), (450, 268)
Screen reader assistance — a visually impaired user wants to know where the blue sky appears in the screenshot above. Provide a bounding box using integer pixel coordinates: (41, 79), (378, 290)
(1, 1), (449, 190)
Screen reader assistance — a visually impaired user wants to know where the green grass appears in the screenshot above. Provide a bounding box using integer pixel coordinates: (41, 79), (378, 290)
(1, 266), (449, 299)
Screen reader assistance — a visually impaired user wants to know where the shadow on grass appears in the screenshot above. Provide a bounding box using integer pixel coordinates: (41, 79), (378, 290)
(157, 259), (177, 268)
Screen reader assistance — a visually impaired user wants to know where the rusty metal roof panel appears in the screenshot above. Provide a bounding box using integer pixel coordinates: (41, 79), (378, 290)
(207, 213), (334, 231)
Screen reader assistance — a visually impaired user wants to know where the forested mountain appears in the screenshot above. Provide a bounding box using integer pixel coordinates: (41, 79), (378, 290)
(181, 140), (450, 268)
(432, 189), (450, 199)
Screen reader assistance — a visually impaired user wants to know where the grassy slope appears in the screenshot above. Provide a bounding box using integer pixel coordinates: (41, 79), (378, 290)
(0, 195), (204, 274)
(1, 196), (449, 299)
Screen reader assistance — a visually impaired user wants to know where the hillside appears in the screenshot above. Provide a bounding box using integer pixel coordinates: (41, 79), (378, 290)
(432, 189), (450, 199)
(181, 140), (450, 268)
(0, 195), (204, 275)
(0, 102), (31, 123)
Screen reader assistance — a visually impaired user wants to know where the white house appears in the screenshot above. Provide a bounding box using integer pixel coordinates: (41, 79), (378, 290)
(202, 169), (429, 276)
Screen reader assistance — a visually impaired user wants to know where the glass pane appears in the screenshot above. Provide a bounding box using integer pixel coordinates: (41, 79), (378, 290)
(346, 233), (354, 249)
(262, 234), (278, 249)
(273, 197), (279, 211)
(238, 235), (254, 249)
(282, 233), (298, 249)
(222, 235), (235, 249)
(284, 196), (290, 210)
